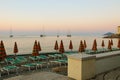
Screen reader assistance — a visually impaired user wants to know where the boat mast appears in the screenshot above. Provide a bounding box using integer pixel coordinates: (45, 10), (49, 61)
(67, 29), (71, 37)
(40, 25), (45, 37)
(10, 25), (13, 38)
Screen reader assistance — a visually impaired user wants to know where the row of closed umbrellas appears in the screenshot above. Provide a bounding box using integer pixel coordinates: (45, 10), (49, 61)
(0, 39), (120, 61)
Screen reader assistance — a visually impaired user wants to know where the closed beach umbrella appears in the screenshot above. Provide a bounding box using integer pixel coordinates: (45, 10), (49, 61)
(1, 40), (6, 57)
(110, 39), (113, 46)
(92, 39), (97, 52)
(14, 42), (18, 56)
(117, 39), (120, 49)
(69, 40), (73, 51)
(0, 43), (4, 60)
(32, 40), (39, 56)
(0, 41), (6, 60)
(79, 40), (85, 52)
(101, 40), (105, 48)
(59, 40), (64, 53)
(54, 40), (58, 51)
(108, 40), (112, 50)
(38, 41), (41, 51)
(84, 40), (87, 49)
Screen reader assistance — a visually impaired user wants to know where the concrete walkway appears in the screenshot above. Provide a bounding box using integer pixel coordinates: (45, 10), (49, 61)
(90, 67), (120, 80)
(3, 68), (120, 80)
(4, 71), (74, 80)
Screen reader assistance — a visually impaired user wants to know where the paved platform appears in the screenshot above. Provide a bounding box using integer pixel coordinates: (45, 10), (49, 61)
(4, 71), (74, 80)
(90, 67), (120, 80)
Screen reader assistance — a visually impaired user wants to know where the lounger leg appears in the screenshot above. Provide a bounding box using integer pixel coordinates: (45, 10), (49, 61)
(60, 63), (61, 66)
(7, 71), (9, 75)
(28, 67), (30, 71)
(16, 69), (18, 75)
(36, 66), (37, 70)
(38, 64), (42, 69)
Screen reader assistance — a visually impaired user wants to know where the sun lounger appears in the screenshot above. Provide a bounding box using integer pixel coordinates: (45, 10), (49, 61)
(16, 56), (27, 63)
(9, 59), (21, 65)
(49, 59), (68, 67)
(48, 54), (57, 59)
(54, 54), (63, 59)
(85, 49), (94, 54)
(5, 57), (14, 64)
(29, 56), (39, 61)
(57, 59), (68, 66)
(0, 68), (3, 77)
(21, 63), (36, 71)
(112, 48), (119, 51)
(21, 62), (46, 71)
(2, 65), (19, 75)
(36, 55), (48, 61)
(33, 62), (46, 69)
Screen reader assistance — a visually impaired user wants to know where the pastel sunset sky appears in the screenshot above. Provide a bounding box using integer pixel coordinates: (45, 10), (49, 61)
(0, 0), (120, 36)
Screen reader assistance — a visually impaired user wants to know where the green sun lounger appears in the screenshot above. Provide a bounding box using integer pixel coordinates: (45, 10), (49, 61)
(2, 65), (19, 75)
(29, 56), (39, 61)
(36, 55), (48, 60)
(21, 63), (36, 71)
(5, 57), (14, 64)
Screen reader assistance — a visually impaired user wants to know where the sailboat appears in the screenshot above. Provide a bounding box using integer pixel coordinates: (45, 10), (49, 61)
(66, 30), (72, 37)
(56, 30), (60, 37)
(40, 34), (45, 37)
(67, 34), (71, 37)
(9, 26), (13, 38)
(40, 26), (46, 37)
(57, 35), (59, 37)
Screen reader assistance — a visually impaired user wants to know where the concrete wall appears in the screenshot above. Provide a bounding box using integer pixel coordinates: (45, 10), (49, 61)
(68, 58), (82, 80)
(82, 58), (95, 80)
(96, 53), (120, 74)
(68, 54), (96, 80)
(117, 26), (120, 34)
(68, 51), (120, 80)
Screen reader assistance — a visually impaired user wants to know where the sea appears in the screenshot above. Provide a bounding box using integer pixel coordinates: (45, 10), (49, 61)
(0, 35), (118, 55)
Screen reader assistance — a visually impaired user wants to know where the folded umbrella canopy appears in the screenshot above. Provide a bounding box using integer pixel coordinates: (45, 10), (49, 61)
(54, 40), (59, 51)
(110, 39), (113, 46)
(101, 40), (105, 48)
(108, 40), (112, 51)
(59, 40), (64, 53)
(14, 42), (18, 57)
(117, 39), (120, 49)
(92, 39), (97, 52)
(38, 41), (41, 51)
(32, 40), (39, 56)
(78, 40), (85, 52)
(0, 40), (6, 60)
(84, 40), (87, 49)
(69, 40), (73, 51)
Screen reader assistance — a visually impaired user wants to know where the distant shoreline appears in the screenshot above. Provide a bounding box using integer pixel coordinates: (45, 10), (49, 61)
(103, 34), (120, 38)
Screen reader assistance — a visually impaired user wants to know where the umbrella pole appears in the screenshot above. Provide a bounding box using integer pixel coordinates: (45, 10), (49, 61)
(103, 47), (105, 52)
(14, 53), (16, 59)
(71, 49), (72, 52)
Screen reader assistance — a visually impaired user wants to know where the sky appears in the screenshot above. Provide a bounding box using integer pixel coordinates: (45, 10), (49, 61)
(0, 0), (120, 36)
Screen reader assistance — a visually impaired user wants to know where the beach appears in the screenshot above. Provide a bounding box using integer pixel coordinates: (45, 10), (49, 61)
(0, 36), (120, 80)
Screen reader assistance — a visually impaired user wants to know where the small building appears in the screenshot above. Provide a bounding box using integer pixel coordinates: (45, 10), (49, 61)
(117, 26), (120, 34)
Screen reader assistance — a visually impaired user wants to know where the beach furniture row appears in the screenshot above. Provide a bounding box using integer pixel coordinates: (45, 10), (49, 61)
(0, 54), (68, 77)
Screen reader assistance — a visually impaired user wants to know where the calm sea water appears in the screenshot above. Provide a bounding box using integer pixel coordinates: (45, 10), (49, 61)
(0, 36), (118, 55)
